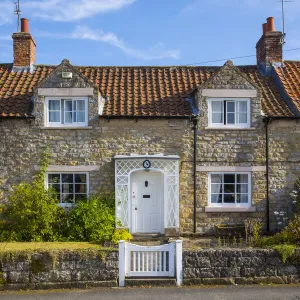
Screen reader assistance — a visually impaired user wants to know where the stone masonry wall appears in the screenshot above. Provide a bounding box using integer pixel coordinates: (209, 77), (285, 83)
(0, 250), (118, 290)
(183, 248), (300, 285)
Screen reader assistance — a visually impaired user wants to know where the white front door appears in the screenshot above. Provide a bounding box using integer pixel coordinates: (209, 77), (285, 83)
(131, 171), (164, 234)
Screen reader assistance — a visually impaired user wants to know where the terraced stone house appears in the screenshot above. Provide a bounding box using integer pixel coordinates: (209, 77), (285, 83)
(0, 17), (299, 236)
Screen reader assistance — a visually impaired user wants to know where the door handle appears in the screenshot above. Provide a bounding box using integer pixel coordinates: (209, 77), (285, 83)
(135, 207), (137, 210)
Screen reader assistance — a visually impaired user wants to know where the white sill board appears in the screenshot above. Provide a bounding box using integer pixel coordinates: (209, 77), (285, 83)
(41, 126), (93, 130)
(205, 127), (256, 131)
(205, 206), (256, 212)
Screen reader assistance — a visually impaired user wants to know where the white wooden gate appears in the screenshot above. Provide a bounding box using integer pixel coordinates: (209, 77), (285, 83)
(119, 240), (182, 287)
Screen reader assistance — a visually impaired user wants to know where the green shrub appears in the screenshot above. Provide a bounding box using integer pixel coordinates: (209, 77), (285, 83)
(63, 194), (115, 244)
(272, 244), (296, 263)
(111, 229), (132, 244)
(260, 228), (296, 247)
(0, 149), (63, 242)
(288, 215), (300, 243)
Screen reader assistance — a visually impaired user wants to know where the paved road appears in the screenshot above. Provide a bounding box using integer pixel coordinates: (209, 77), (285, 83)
(1, 285), (300, 300)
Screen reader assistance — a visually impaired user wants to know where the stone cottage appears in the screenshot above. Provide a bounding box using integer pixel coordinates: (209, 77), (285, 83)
(0, 17), (299, 236)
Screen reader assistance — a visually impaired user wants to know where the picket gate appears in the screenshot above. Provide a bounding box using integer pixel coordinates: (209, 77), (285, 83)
(118, 240), (182, 287)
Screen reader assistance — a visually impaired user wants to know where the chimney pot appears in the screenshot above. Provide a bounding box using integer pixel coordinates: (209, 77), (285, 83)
(266, 17), (275, 32)
(262, 23), (267, 35)
(21, 18), (29, 33)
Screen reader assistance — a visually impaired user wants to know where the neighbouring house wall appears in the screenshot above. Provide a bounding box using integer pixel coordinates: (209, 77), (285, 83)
(268, 119), (300, 230)
(183, 248), (300, 285)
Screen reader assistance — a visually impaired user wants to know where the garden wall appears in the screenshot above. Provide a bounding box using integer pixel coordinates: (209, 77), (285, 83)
(0, 249), (118, 290)
(183, 248), (300, 285)
(0, 248), (299, 290)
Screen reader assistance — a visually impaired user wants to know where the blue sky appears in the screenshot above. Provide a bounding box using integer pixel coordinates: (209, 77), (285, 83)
(0, 0), (299, 66)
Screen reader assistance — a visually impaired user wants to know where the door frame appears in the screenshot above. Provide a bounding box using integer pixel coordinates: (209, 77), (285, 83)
(129, 169), (165, 234)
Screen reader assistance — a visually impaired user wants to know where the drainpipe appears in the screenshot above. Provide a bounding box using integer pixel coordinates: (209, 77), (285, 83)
(192, 116), (198, 234)
(265, 117), (271, 232)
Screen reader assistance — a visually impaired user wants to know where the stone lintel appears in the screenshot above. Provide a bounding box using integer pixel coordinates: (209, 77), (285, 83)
(197, 166), (266, 172)
(38, 88), (94, 96)
(34, 165), (100, 172)
(202, 89), (257, 98)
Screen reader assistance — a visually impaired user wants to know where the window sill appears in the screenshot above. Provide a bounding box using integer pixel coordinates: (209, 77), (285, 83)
(41, 126), (93, 130)
(205, 206), (256, 212)
(205, 127), (256, 131)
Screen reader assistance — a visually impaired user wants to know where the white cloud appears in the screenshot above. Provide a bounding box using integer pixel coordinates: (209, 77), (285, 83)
(36, 26), (181, 60)
(0, 0), (136, 24)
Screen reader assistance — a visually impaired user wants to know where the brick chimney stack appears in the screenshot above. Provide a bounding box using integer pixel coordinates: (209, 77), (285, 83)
(12, 18), (36, 71)
(256, 17), (283, 68)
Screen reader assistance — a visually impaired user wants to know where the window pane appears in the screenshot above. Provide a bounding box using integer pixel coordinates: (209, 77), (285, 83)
(211, 101), (223, 112)
(65, 111), (72, 123)
(212, 113), (223, 123)
(238, 113), (247, 124)
(49, 100), (60, 110)
(75, 174), (87, 183)
(237, 184), (248, 193)
(227, 112), (235, 124)
(237, 194), (248, 203)
(62, 183), (73, 193)
(224, 184), (235, 193)
(238, 101), (247, 113)
(224, 174), (235, 183)
(211, 174), (222, 184)
(227, 102), (235, 113)
(77, 100), (85, 110)
(48, 174), (60, 184)
(75, 184), (87, 193)
(49, 111), (60, 122)
(62, 194), (74, 203)
(62, 174), (73, 183)
(237, 174), (248, 183)
(73, 112), (77, 122)
(211, 183), (222, 194)
(211, 194), (222, 203)
(224, 194), (235, 203)
(65, 100), (72, 111)
(76, 112), (85, 122)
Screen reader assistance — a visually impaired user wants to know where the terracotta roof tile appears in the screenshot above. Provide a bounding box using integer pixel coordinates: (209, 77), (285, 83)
(274, 61), (300, 112)
(0, 63), (295, 118)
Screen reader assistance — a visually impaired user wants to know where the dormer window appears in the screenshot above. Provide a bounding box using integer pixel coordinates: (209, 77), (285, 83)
(46, 97), (88, 127)
(208, 98), (250, 128)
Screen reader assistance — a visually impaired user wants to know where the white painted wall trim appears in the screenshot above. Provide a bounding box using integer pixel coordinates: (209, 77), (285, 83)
(197, 166), (266, 172)
(34, 165), (100, 172)
(205, 206), (256, 212)
(202, 89), (257, 98)
(38, 88), (94, 96)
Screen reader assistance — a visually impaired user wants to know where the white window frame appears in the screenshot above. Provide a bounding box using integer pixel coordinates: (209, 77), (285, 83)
(45, 97), (88, 127)
(208, 172), (252, 207)
(46, 172), (89, 207)
(208, 98), (251, 128)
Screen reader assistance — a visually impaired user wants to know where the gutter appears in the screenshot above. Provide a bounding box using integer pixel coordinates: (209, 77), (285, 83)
(100, 115), (191, 121)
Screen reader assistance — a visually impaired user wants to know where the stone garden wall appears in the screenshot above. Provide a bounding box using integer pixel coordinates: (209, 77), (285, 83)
(0, 250), (118, 290)
(183, 248), (300, 285)
(0, 248), (299, 290)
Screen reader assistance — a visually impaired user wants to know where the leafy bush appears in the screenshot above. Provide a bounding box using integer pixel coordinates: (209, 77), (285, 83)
(0, 149), (63, 242)
(63, 194), (115, 244)
(111, 229), (132, 244)
(288, 215), (300, 243)
(272, 244), (296, 263)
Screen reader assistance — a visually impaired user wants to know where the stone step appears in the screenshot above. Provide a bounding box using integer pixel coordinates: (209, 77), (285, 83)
(125, 278), (177, 287)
